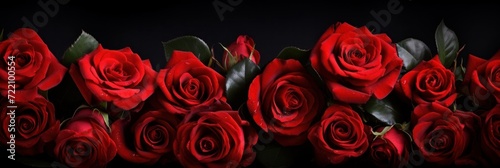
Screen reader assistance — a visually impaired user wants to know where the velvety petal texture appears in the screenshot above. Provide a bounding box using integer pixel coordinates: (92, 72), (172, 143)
(173, 111), (258, 168)
(155, 50), (228, 116)
(54, 108), (117, 168)
(480, 105), (500, 166)
(69, 45), (157, 111)
(308, 104), (369, 166)
(412, 102), (480, 166)
(0, 28), (67, 98)
(111, 110), (179, 165)
(0, 95), (60, 156)
(369, 127), (410, 168)
(396, 56), (457, 107)
(464, 50), (500, 108)
(310, 22), (403, 104)
(247, 58), (326, 146)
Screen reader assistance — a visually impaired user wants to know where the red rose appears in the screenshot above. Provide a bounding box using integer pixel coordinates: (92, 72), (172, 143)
(111, 110), (179, 165)
(480, 105), (500, 165)
(54, 107), (117, 168)
(307, 104), (369, 165)
(369, 126), (410, 168)
(247, 58), (325, 146)
(69, 45), (157, 111)
(464, 50), (500, 107)
(0, 28), (66, 97)
(310, 22), (403, 104)
(222, 35), (260, 70)
(173, 111), (258, 168)
(396, 56), (457, 107)
(0, 95), (60, 156)
(155, 50), (229, 115)
(412, 102), (480, 166)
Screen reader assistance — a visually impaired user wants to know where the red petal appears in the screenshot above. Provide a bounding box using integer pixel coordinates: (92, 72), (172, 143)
(329, 82), (371, 104)
(111, 119), (151, 164)
(12, 28), (43, 42)
(464, 54), (487, 83)
(247, 75), (268, 132)
(166, 50), (204, 68)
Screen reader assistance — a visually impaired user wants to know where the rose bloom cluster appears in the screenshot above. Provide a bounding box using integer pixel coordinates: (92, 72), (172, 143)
(0, 22), (499, 168)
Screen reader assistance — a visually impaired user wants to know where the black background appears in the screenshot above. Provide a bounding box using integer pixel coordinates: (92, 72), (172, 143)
(2, 0), (500, 167)
(2, 1), (500, 66)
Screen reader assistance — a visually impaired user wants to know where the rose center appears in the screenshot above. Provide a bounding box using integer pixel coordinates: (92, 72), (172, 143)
(112, 65), (124, 75)
(424, 72), (441, 88)
(374, 148), (389, 160)
(105, 63), (132, 81)
(15, 54), (31, 67)
(493, 121), (500, 139)
(426, 130), (451, 151)
(183, 79), (200, 98)
(17, 110), (37, 136)
(198, 137), (217, 153)
(333, 121), (350, 136)
(20, 118), (35, 132)
(145, 125), (167, 145)
(282, 89), (303, 114)
(344, 48), (367, 66)
(326, 120), (352, 147)
(67, 141), (92, 157)
(494, 69), (500, 82)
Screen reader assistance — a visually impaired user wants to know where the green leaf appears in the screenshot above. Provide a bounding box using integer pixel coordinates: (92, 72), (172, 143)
(100, 110), (111, 130)
(62, 30), (98, 67)
(276, 46), (310, 65)
(92, 108), (111, 130)
(238, 103), (251, 121)
(396, 38), (432, 71)
(38, 90), (49, 100)
(220, 43), (238, 70)
(98, 101), (108, 111)
(225, 58), (261, 108)
(0, 29), (4, 41)
(360, 94), (405, 126)
(454, 58), (466, 82)
(163, 36), (212, 66)
(371, 125), (394, 141)
(396, 45), (418, 72)
(435, 20), (459, 68)
(394, 122), (413, 142)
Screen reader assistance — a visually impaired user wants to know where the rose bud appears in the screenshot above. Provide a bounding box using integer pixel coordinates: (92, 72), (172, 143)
(222, 35), (260, 70)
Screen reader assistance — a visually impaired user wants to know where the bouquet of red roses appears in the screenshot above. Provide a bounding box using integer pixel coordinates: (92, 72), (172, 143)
(1, 20), (499, 168)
